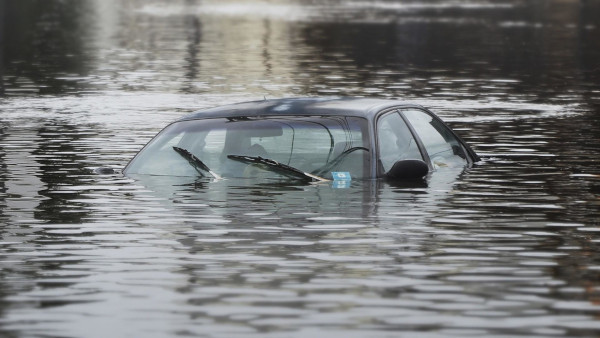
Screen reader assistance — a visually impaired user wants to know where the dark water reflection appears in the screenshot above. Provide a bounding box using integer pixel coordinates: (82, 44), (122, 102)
(1, 0), (600, 337)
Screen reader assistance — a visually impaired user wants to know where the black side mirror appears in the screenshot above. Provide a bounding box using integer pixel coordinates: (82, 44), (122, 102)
(386, 159), (429, 180)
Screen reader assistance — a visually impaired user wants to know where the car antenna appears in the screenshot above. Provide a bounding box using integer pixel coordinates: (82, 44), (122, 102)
(263, 95), (267, 100)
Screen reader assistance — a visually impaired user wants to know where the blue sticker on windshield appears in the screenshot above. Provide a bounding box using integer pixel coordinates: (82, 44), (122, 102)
(332, 180), (351, 189)
(332, 172), (351, 181)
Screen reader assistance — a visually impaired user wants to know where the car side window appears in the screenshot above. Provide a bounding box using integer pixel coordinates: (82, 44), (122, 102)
(377, 112), (423, 173)
(401, 109), (467, 169)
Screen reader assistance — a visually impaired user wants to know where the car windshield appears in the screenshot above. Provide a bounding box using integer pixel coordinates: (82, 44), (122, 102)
(124, 116), (370, 180)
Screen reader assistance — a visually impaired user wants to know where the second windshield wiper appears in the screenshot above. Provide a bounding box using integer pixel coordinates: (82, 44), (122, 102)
(313, 146), (369, 176)
(173, 146), (222, 179)
(227, 155), (328, 182)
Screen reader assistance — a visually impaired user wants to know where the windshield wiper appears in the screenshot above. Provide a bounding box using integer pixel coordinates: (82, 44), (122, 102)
(173, 146), (222, 179)
(227, 155), (328, 182)
(313, 146), (369, 176)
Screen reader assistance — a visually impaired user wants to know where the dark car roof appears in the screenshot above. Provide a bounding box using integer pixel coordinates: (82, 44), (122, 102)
(179, 97), (424, 121)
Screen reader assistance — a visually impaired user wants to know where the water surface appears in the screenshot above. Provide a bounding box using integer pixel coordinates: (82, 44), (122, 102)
(1, 0), (600, 337)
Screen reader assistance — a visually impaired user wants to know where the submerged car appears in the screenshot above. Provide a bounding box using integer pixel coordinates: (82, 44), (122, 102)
(123, 97), (479, 182)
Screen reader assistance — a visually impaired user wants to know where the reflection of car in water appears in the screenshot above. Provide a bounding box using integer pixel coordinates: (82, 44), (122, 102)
(123, 97), (479, 181)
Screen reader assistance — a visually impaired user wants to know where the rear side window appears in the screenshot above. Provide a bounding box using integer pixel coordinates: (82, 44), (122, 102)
(401, 109), (467, 169)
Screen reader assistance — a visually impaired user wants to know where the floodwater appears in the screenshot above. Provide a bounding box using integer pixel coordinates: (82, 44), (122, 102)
(1, 0), (600, 337)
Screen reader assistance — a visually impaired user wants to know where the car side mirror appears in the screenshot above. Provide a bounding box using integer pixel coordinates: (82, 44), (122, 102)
(385, 159), (429, 180)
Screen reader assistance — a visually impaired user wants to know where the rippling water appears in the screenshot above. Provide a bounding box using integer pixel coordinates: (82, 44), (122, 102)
(1, 0), (600, 337)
